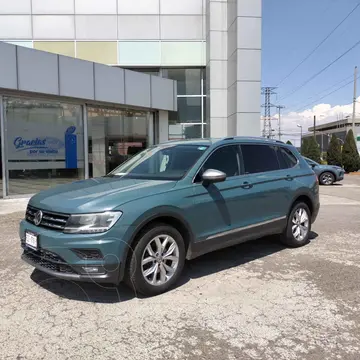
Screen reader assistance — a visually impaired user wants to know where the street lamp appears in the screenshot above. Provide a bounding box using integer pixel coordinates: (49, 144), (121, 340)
(297, 124), (303, 152)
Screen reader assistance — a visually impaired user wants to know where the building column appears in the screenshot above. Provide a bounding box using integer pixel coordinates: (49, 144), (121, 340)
(206, 0), (228, 138)
(227, 0), (262, 136)
(158, 110), (169, 143)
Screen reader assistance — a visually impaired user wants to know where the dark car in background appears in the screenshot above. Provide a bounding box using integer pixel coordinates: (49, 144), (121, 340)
(303, 157), (344, 185)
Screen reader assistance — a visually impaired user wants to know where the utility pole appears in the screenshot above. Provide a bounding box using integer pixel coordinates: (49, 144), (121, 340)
(313, 115), (316, 139)
(261, 87), (277, 138)
(276, 105), (285, 141)
(352, 66), (357, 139)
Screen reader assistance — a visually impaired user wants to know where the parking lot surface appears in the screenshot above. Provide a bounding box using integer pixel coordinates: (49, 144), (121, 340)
(1, 176), (360, 360)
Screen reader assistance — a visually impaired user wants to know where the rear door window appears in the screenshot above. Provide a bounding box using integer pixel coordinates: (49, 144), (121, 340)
(241, 144), (280, 174)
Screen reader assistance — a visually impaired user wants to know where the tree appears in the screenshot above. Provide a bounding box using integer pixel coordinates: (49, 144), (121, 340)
(301, 137), (310, 156)
(286, 140), (293, 145)
(342, 129), (360, 173)
(303, 137), (321, 163)
(327, 134), (342, 167)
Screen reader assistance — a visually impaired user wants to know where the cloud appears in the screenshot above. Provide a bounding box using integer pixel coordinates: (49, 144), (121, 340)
(270, 96), (360, 146)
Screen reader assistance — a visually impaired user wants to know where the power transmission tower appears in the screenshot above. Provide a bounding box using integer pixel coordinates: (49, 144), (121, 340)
(261, 87), (277, 138)
(276, 105), (285, 140)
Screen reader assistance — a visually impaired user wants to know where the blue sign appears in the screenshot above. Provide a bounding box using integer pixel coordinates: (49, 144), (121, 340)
(65, 126), (77, 169)
(13, 126), (78, 169)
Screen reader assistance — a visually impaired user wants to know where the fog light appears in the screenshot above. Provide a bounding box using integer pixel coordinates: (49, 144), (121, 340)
(82, 266), (100, 273)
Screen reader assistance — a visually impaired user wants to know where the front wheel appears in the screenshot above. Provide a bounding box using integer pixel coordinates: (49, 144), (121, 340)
(319, 172), (335, 185)
(280, 202), (311, 248)
(125, 224), (185, 296)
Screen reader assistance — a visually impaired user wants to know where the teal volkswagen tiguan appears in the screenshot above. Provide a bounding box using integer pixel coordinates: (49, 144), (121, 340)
(20, 137), (320, 296)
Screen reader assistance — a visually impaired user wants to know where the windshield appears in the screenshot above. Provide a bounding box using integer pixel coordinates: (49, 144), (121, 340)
(107, 144), (208, 180)
(304, 157), (318, 166)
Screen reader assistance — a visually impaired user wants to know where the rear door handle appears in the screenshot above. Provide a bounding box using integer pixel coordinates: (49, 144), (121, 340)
(241, 181), (253, 189)
(285, 175), (293, 181)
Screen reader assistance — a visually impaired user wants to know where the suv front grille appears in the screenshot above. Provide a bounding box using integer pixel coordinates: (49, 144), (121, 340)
(26, 205), (69, 231)
(21, 242), (77, 274)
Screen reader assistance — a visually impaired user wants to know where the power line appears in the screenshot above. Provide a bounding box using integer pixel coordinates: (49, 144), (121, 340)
(287, 74), (353, 110)
(295, 75), (360, 112)
(279, 37), (360, 101)
(276, 2), (360, 87)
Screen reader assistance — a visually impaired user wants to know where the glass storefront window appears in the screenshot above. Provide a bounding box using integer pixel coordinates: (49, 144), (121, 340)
(169, 124), (203, 140)
(164, 68), (201, 95)
(4, 97), (85, 196)
(87, 107), (149, 177)
(169, 97), (202, 124)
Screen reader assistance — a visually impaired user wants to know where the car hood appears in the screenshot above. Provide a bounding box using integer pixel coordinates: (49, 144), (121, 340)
(28, 177), (177, 213)
(318, 164), (343, 171)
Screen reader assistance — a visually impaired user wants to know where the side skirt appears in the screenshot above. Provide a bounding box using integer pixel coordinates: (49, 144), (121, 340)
(187, 216), (287, 260)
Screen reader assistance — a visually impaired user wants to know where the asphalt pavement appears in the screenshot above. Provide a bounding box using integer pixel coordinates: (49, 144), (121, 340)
(1, 176), (360, 360)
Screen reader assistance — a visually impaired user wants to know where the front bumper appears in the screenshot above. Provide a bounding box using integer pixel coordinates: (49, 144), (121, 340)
(19, 219), (131, 284)
(336, 171), (345, 181)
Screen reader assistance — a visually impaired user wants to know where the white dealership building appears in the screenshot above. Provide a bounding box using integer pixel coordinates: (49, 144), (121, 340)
(0, 0), (262, 197)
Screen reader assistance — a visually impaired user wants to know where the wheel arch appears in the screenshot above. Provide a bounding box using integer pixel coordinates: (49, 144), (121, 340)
(119, 209), (195, 282)
(318, 170), (336, 183)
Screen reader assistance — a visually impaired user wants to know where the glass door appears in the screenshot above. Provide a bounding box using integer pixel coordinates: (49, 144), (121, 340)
(87, 106), (150, 177)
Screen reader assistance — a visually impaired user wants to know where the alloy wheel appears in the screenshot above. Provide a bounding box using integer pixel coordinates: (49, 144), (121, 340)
(321, 173), (334, 185)
(141, 235), (179, 286)
(291, 208), (309, 241)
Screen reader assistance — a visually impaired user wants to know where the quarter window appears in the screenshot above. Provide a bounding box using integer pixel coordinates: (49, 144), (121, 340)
(276, 147), (298, 169)
(241, 144), (280, 174)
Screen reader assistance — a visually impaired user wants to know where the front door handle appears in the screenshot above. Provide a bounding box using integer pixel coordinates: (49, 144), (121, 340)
(285, 175), (294, 181)
(241, 181), (253, 189)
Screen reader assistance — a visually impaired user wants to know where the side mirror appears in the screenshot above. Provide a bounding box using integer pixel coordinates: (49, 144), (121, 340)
(202, 169), (226, 184)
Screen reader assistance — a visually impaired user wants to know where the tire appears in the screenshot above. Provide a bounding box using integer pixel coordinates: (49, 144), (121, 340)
(319, 172), (335, 185)
(280, 202), (311, 248)
(125, 223), (185, 296)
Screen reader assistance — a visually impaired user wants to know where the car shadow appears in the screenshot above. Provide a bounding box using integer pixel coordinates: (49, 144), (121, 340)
(31, 231), (318, 303)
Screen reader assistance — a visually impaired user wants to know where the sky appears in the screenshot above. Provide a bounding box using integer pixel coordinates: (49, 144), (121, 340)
(262, 0), (360, 145)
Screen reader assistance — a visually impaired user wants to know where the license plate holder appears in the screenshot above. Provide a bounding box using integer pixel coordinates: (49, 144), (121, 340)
(25, 230), (38, 250)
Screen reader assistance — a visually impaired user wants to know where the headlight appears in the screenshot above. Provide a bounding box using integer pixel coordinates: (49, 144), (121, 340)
(64, 211), (122, 234)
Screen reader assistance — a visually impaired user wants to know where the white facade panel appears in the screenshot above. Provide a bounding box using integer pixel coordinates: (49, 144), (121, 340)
(118, 15), (160, 40)
(0, 0), (31, 14)
(237, 0), (262, 17)
(236, 49), (261, 81)
(117, 0), (159, 14)
(32, 0), (74, 14)
(237, 17), (261, 49)
(236, 81), (261, 113)
(76, 15), (117, 40)
(160, 0), (203, 15)
(0, 16), (31, 39)
(160, 16), (203, 40)
(75, 0), (117, 14)
(33, 15), (75, 39)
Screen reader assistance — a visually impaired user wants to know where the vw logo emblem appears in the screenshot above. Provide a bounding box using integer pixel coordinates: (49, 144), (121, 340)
(34, 210), (43, 226)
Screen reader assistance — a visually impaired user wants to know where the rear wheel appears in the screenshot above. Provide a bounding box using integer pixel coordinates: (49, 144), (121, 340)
(281, 202), (311, 248)
(319, 172), (335, 185)
(125, 224), (185, 296)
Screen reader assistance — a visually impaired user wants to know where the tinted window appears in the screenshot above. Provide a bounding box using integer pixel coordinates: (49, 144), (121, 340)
(276, 147), (298, 169)
(108, 144), (208, 180)
(241, 144), (279, 174)
(198, 145), (240, 179)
